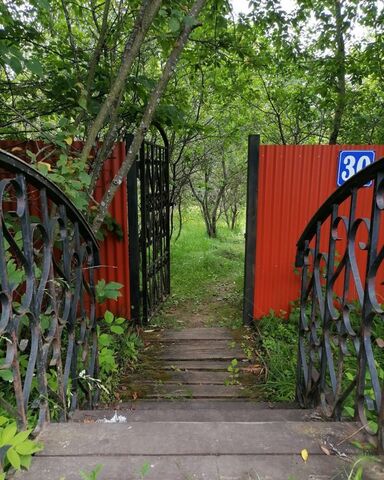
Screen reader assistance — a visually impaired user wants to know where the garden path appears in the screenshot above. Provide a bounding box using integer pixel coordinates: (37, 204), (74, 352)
(15, 323), (384, 480)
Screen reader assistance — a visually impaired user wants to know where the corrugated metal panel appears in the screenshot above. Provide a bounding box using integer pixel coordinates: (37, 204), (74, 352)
(253, 144), (384, 319)
(94, 142), (131, 319)
(0, 140), (132, 320)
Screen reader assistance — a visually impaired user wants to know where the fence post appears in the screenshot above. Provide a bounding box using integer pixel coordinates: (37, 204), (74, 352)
(243, 134), (260, 325)
(126, 134), (141, 324)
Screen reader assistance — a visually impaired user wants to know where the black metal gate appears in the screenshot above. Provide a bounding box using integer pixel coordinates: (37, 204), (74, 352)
(127, 126), (170, 324)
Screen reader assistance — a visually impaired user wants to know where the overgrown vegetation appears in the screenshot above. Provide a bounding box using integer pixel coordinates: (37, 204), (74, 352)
(256, 301), (384, 437)
(0, 274), (142, 478)
(255, 310), (298, 402)
(151, 209), (245, 330)
(97, 309), (143, 401)
(2, 1), (384, 237)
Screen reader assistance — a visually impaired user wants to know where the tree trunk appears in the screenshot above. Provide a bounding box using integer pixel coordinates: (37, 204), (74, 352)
(82, 0), (163, 165)
(329, 0), (346, 145)
(92, 0), (207, 233)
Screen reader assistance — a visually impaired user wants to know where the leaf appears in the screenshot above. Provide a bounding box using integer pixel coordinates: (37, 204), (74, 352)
(19, 453), (32, 470)
(78, 96), (87, 110)
(110, 325), (124, 335)
(98, 333), (112, 347)
(354, 466), (364, 480)
(0, 369), (13, 382)
(15, 440), (40, 455)
(0, 417), (8, 426)
(25, 58), (44, 77)
(376, 338), (384, 348)
(64, 137), (73, 145)
(7, 55), (23, 74)
(300, 448), (309, 462)
(169, 17), (180, 32)
(26, 150), (36, 162)
(36, 0), (50, 9)
(184, 15), (198, 28)
(2, 422), (17, 444)
(320, 445), (331, 456)
(11, 429), (32, 446)
(79, 171), (91, 187)
(37, 161), (52, 172)
(104, 310), (114, 324)
(7, 446), (21, 470)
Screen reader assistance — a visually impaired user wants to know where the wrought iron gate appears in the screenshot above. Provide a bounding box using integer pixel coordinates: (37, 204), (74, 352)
(127, 126), (171, 324)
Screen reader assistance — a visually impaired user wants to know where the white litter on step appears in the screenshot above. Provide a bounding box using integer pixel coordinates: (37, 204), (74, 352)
(96, 411), (128, 423)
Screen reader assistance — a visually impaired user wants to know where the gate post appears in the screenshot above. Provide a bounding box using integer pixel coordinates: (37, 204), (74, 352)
(126, 134), (141, 324)
(243, 134), (260, 325)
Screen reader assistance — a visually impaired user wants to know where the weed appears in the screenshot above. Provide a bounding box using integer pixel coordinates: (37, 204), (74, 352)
(139, 462), (151, 478)
(79, 464), (103, 480)
(225, 358), (240, 385)
(97, 310), (143, 401)
(256, 310), (298, 401)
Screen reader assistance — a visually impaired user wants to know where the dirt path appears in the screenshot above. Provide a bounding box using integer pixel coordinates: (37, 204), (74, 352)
(151, 279), (243, 329)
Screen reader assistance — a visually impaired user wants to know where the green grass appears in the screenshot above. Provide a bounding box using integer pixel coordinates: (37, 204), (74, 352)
(255, 311), (298, 402)
(149, 208), (245, 329)
(170, 208), (245, 302)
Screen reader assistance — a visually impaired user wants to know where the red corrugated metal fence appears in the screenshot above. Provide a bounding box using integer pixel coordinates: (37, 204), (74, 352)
(252, 144), (384, 319)
(0, 140), (132, 320)
(94, 142), (131, 319)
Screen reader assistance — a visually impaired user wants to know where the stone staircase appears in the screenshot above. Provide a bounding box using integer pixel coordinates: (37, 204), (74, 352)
(16, 328), (384, 480)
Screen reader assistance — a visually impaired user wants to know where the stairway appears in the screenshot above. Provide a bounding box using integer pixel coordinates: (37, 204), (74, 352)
(15, 328), (384, 479)
(120, 326), (258, 400)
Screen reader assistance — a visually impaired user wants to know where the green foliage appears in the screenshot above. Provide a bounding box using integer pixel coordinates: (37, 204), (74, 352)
(0, 416), (43, 476)
(98, 310), (143, 399)
(139, 462), (151, 479)
(79, 464), (103, 480)
(225, 359), (240, 386)
(95, 214), (124, 241)
(169, 209), (245, 302)
(95, 280), (123, 304)
(256, 310), (298, 402)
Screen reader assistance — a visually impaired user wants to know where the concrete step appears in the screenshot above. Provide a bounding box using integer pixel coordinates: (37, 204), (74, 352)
(15, 453), (382, 480)
(73, 406), (311, 423)
(114, 399), (299, 410)
(26, 421), (367, 456)
(15, 420), (383, 480)
(145, 383), (255, 398)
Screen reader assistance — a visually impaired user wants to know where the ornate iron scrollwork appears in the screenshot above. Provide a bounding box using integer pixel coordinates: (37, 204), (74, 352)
(296, 159), (384, 452)
(0, 149), (99, 431)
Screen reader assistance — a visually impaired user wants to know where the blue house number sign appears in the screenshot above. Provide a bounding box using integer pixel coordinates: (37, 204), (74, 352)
(337, 150), (376, 187)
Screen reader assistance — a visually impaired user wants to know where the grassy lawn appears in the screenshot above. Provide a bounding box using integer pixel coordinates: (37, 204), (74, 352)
(150, 208), (246, 329)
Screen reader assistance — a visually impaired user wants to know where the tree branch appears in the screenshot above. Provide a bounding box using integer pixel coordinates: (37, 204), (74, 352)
(92, 0), (207, 233)
(81, 0), (162, 164)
